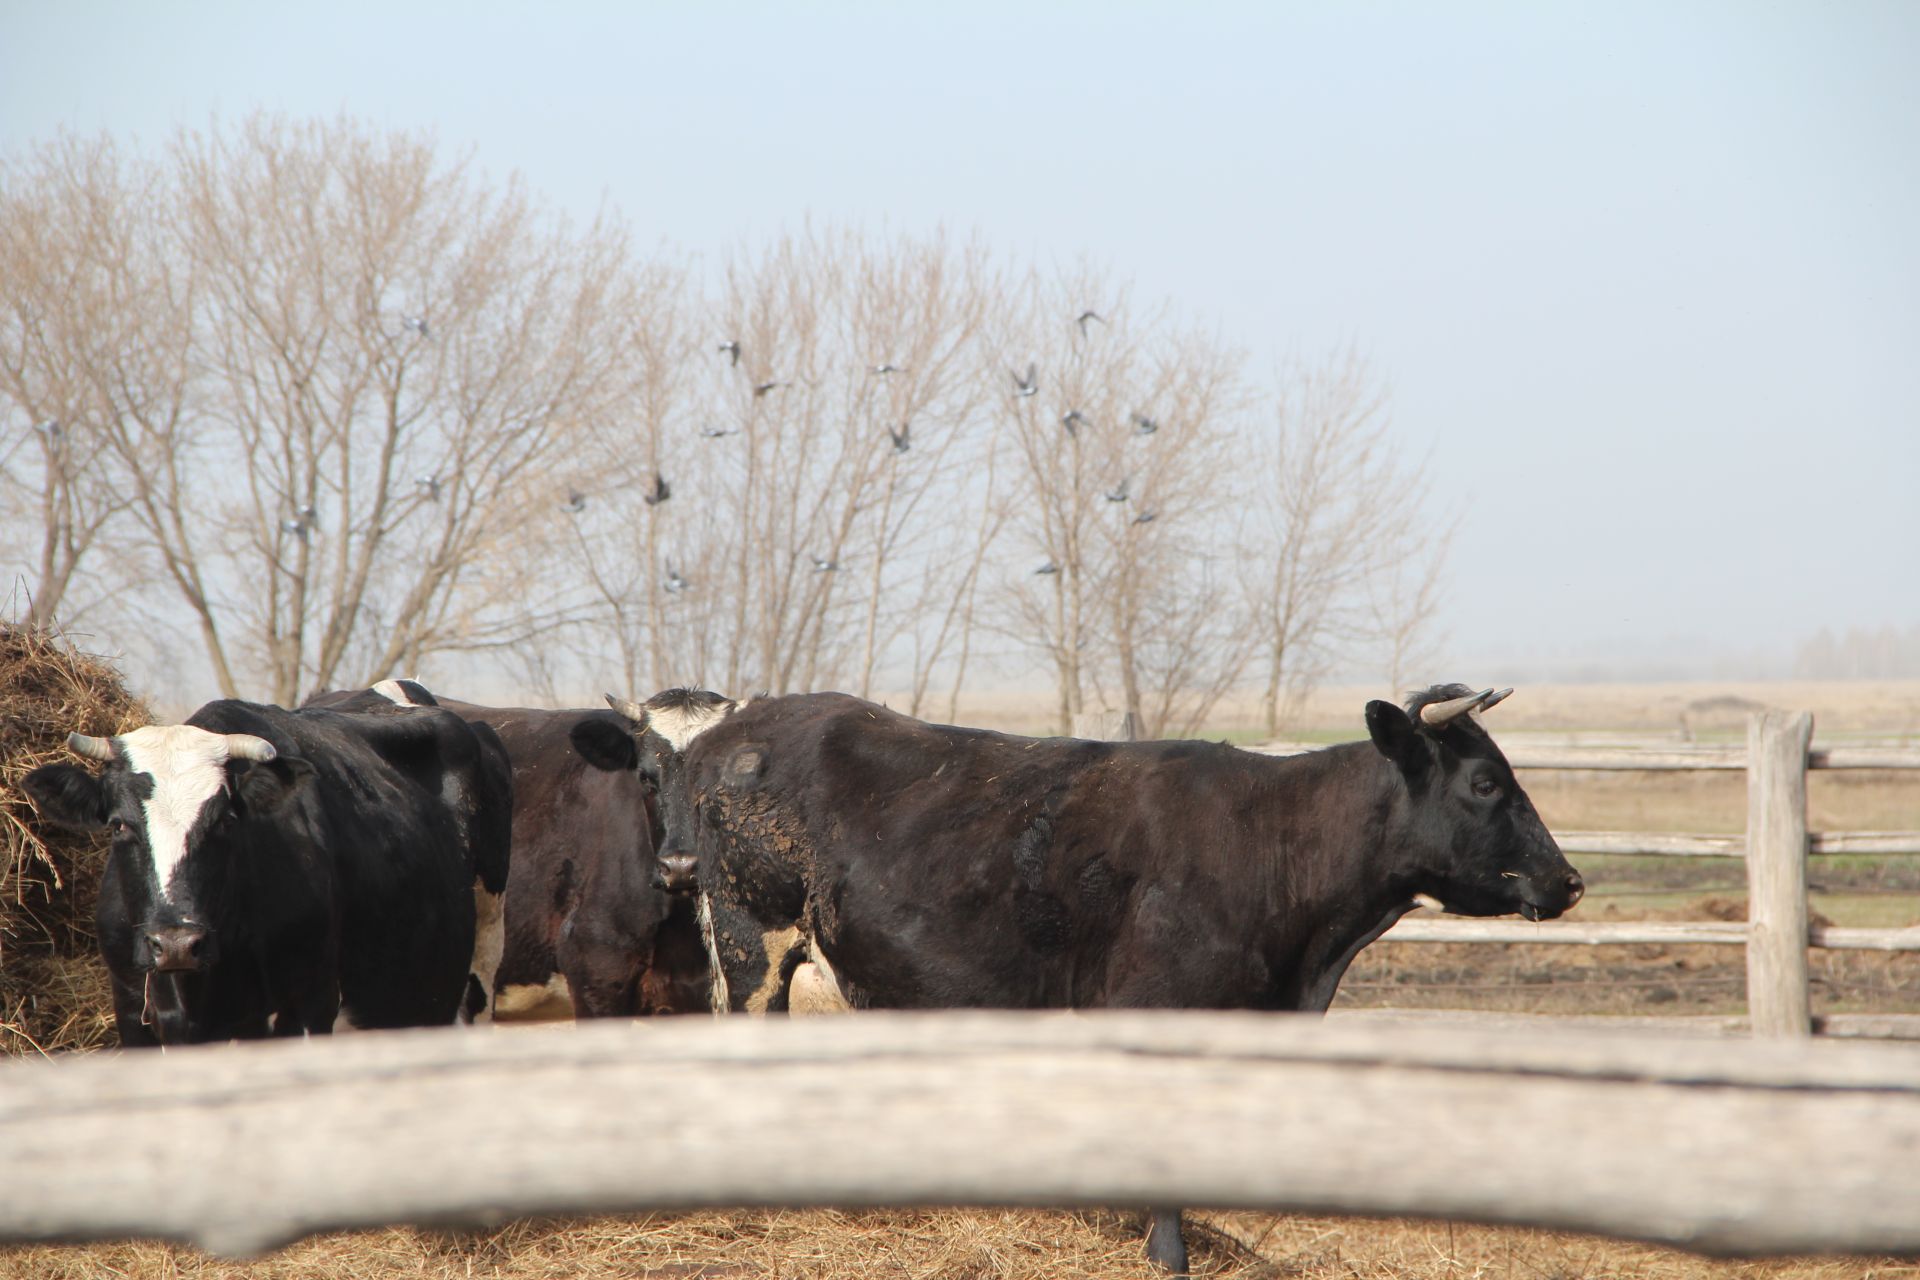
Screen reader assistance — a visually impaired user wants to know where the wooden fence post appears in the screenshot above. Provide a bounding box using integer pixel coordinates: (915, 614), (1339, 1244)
(1745, 710), (1814, 1038)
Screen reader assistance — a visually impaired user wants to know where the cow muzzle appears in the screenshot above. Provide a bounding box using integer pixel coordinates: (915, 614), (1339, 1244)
(141, 923), (212, 972)
(653, 852), (699, 894)
(1518, 871), (1585, 922)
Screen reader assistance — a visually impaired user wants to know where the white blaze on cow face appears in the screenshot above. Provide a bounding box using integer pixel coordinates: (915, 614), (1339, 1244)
(116, 725), (238, 904)
(645, 699), (735, 752)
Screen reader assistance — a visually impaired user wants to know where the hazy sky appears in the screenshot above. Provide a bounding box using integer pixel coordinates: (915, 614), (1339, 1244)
(5, 2), (1916, 681)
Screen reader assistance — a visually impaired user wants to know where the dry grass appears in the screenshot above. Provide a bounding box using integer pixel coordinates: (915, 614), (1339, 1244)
(1519, 767), (1920, 837)
(0, 1210), (1907, 1279)
(0, 620), (147, 1056)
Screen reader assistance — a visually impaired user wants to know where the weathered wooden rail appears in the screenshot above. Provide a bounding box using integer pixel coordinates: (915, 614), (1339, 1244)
(1265, 711), (1920, 1037)
(3, 1012), (1920, 1260)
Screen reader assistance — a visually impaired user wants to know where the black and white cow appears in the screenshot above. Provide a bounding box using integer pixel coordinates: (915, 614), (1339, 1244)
(23, 697), (511, 1046)
(309, 680), (710, 1020)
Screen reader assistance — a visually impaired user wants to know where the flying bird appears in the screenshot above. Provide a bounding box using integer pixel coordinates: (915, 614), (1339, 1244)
(1105, 479), (1130, 503)
(562, 488), (587, 514)
(1034, 561), (1060, 576)
(1132, 413), (1159, 437)
(663, 564), (691, 594)
(1075, 310), (1105, 335)
(870, 362), (905, 376)
(33, 419), (62, 441)
(810, 555), (839, 572)
(753, 380), (788, 398)
(698, 423), (738, 439)
(717, 340), (741, 366)
(1132, 510), (1158, 525)
(1010, 363), (1038, 397)
(643, 473), (671, 506)
(280, 517), (311, 540)
(415, 473), (442, 500)
(402, 314), (430, 338)
(888, 421), (911, 454)
(296, 504), (320, 530)
(1061, 409), (1089, 437)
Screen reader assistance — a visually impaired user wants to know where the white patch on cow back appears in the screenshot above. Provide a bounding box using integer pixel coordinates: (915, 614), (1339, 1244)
(332, 1005), (357, 1033)
(371, 678), (423, 706)
(116, 725), (237, 905)
(1413, 892), (1447, 913)
(647, 701), (733, 752)
(697, 892), (732, 1017)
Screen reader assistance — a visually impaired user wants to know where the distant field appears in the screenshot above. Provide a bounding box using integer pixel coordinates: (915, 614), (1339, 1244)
(931, 678), (1920, 741)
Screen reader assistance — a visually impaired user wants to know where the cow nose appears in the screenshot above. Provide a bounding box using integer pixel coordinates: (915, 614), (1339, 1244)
(147, 925), (209, 972)
(653, 852), (699, 894)
(1564, 873), (1585, 906)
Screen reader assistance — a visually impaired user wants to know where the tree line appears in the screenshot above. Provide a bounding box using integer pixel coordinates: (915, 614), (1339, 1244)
(1, 115), (1447, 737)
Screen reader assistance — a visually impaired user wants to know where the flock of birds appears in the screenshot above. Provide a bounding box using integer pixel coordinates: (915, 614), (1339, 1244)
(38, 305), (1162, 589)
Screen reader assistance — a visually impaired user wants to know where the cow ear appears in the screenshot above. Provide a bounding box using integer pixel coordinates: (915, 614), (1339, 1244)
(1365, 700), (1429, 776)
(22, 764), (110, 831)
(232, 756), (314, 816)
(571, 717), (638, 773)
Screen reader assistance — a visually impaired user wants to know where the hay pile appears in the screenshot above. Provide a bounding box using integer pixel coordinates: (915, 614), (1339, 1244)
(0, 620), (149, 1055)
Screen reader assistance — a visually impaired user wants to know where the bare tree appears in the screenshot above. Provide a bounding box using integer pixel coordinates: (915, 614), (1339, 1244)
(0, 134), (161, 627)
(1369, 520), (1453, 694)
(994, 266), (1251, 736)
(5, 117), (1450, 733)
(1241, 351), (1444, 736)
(85, 114), (644, 704)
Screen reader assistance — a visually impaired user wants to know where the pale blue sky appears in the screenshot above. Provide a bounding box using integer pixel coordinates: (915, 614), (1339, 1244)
(5, 2), (1916, 680)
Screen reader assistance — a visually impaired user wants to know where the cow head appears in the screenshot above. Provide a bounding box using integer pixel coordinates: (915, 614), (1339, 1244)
(23, 725), (314, 1044)
(586, 688), (737, 894)
(1365, 684), (1583, 922)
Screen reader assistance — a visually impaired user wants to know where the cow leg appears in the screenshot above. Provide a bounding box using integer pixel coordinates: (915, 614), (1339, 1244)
(108, 971), (158, 1049)
(464, 879), (506, 1024)
(1143, 1208), (1188, 1275)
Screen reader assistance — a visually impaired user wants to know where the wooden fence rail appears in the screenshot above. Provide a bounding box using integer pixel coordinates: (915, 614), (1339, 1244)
(1262, 711), (1920, 1035)
(3, 1013), (1920, 1260)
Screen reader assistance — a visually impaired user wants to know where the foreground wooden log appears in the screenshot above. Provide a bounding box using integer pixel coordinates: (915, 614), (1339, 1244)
(2, 1012), (1918, 1259)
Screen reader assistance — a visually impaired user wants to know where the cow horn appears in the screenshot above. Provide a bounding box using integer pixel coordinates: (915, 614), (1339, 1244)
(68, 733), (117, 761)
(222, 734), (278, 762)
(1420, 689), (1494, 727)
(1479, 688), (1515, 713)
(604, 693), (650, 729)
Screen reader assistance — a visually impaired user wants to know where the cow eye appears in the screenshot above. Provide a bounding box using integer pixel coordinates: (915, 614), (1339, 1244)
(1471, 776), (1501, 799)
(107, 817), (131, 837)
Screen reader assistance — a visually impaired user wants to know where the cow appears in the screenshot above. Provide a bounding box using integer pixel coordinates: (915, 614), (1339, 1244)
(22, 697), (512, 1046)
(309, 681), (708, 1020)
(613, 681), (1584, 1271)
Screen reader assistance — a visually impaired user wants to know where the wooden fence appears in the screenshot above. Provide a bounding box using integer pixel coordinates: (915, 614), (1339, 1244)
(3, 1012), (1920, 1259)
(1264, 710), (1920, 1037)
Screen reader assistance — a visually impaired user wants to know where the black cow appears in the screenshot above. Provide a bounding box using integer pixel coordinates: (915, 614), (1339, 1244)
(23, 698), (512, 1046)
(310, 681), (709, 1020)
(622, 682), (1583, 1270)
